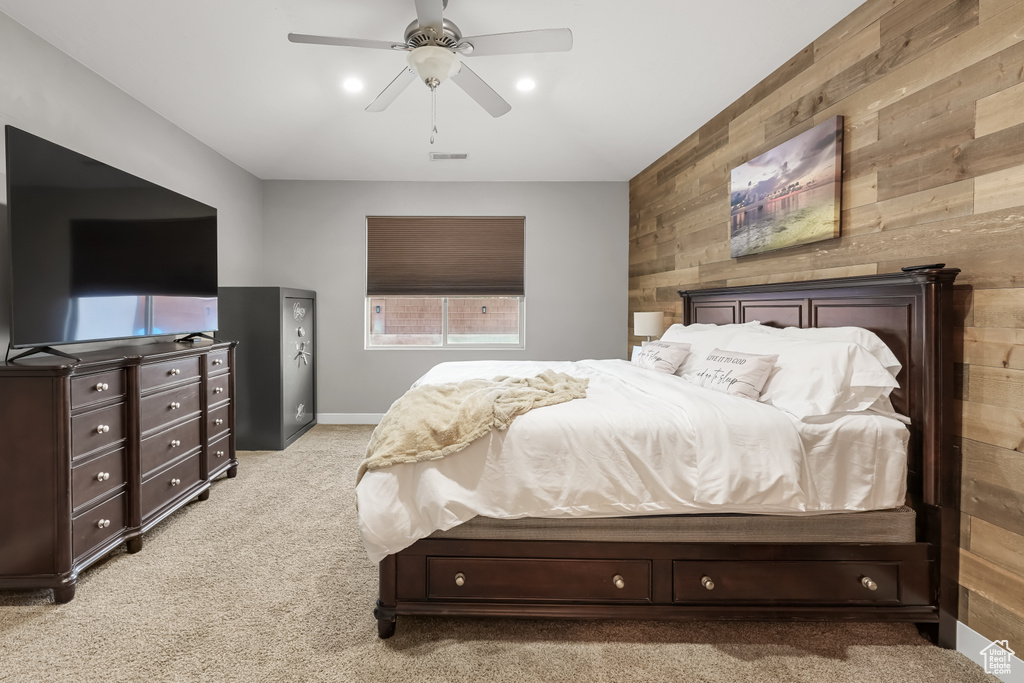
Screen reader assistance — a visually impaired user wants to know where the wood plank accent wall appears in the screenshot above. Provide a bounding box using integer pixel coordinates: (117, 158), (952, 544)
(628, 0), (1024, 650)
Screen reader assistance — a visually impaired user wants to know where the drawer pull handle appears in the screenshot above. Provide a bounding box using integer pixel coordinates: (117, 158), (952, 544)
(454, 572), (466, 587)
(170, 439), (181, 448)
(96, 424), (110, 434)
(214, 418), (224, 426)
(861, 576), (878, 591)
(170, 402), (181, 409)
(213, 358), (224, 365)
(169, 368), (181, 376)
(170, 478), (181, 486)
(612, 574), (625, 590)
(95, 382), (109, 391)
(215, 450), (225, 458)
(96, 519), (110, 529)
(701, 576), (715, 591)
(95, 472), (110, 482)
(213, 387), (224, 394)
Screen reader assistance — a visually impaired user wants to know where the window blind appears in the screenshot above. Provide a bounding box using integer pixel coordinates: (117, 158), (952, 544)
(366, 216), (525, 296)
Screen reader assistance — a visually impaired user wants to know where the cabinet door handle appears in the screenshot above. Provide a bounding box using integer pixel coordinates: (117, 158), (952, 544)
(96, 424), (110, 434)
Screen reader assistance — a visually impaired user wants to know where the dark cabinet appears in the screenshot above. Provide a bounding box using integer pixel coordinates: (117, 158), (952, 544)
(0, 341), (237, 603)
(217, 287), (316, 450)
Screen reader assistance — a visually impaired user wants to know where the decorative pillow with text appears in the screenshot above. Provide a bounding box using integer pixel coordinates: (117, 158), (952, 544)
(631, 341), (691, 375)
(686, 348), (778, 400)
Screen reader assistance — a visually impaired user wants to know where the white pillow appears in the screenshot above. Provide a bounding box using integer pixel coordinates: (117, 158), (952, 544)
(747, 325), (902, 377)
(686, 348), (778, 400)
(660, 322), (767, 376)
(631, 341), (691, 375)
(723, 330), (899, 418)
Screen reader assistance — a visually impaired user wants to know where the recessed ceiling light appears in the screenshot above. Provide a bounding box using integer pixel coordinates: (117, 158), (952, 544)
(516, 78), (536, 92)
(342, 77), (364, 93)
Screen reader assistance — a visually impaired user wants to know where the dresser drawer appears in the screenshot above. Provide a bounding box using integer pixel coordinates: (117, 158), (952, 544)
(208, 372), (230, 405)
(72, 492), (126, 560)
(208, 402), (230, 441)
(208, 431), (231, 469)
(140, 382), (202, 435)
(141, 454), (201, 519)
(140, 417), (202, 478)
(207, 349), (230, 374)
(672, 561), (900, 604)
(71, 403), (125, 460)
(140, 356), (201, 392)
(72, 448), (126, 512)
(70, 369), (125, 409)
(427, 558), (651, 602)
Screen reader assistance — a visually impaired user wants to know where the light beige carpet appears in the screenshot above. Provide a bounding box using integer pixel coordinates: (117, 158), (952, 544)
(0, 425), (993, 683)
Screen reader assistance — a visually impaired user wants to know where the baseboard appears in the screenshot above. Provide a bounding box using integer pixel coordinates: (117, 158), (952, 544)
(317, 413), (383, 425)
(957, 620), (1023, 682)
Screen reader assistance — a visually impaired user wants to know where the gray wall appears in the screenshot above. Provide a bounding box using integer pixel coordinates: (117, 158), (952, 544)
(261, 181), (628, 415)
(0, 11), (264, 352)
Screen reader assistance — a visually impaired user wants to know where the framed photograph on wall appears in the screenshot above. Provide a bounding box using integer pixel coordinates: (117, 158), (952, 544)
(729, 115), (843, 258)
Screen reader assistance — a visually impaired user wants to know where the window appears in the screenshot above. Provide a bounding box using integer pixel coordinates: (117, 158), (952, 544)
(366, 216), (525, 349)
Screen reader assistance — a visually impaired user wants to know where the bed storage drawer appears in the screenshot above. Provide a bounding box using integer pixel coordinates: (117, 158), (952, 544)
(427, 558), (651, 602)
(672, 561), (900, 604)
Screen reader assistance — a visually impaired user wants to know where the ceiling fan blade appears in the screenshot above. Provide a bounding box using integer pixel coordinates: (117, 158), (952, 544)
(366, 68), (418, 113)
(414, 0), (445, 32)
(457, 28), (572, 57)
(450, 63), (511, 118)
(288, 33), (403, 51)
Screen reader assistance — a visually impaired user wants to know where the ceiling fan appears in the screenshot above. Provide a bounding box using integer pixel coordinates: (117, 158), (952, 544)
(288, 0), (573, 118)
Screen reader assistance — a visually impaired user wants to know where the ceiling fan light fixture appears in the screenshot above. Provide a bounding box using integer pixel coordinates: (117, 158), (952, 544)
(516, 78), (536, 92)
(342, 77), (364, 93)
(407, 45), (460, 89)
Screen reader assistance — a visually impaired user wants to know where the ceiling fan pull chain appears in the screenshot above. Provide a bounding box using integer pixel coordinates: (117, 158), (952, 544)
(430, 87), (438, 144)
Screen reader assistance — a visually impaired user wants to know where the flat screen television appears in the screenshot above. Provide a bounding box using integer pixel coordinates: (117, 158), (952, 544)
(5, 126), (218, 351)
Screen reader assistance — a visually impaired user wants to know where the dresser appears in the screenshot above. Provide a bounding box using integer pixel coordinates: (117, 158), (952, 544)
(0, 341), (236, 602)
(217, 287), (316, 450)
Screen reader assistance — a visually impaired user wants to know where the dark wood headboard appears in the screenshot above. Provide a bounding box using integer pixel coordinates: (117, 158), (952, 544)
(678, 268), (960, 510)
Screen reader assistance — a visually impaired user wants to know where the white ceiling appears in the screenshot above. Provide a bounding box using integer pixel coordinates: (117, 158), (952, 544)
(0, 0), (865, 182)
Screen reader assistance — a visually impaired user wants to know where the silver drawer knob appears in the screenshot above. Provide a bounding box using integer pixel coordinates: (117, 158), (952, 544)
(861, 576), (878, 591)
(215, 450), (225, 457)
(613, 574), (625, 590)
(170, 439), (181, 447)
(96, 519), (110, 529)
(701, 576), (715, 591)
(213, 387), (224, 394)
(214, 418), (224, 426)
(96, 424), (110, 434)
(454, 572), (466, 587)
(170, 402), (180, 409)
(170, 478), (181, 486)
(95, 472), (110, 482)
(95, 382), (109, 391)
(169, 368), (181, 376)
(213, 358), (223, 365)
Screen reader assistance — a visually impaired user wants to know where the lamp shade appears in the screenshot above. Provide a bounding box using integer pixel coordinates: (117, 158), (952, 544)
(634, 311), (664, 338)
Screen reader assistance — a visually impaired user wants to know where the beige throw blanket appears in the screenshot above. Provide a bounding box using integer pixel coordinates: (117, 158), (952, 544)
(357, 370), (588, 482)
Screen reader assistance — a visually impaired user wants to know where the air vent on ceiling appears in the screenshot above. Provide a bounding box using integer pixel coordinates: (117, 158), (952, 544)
(429, 152), (468, 161)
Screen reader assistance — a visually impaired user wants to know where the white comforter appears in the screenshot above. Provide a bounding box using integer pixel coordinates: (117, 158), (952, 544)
(356, 359), (909, 562)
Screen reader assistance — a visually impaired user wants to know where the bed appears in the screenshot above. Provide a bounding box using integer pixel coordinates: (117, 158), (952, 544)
(363, 268), (961, 647)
